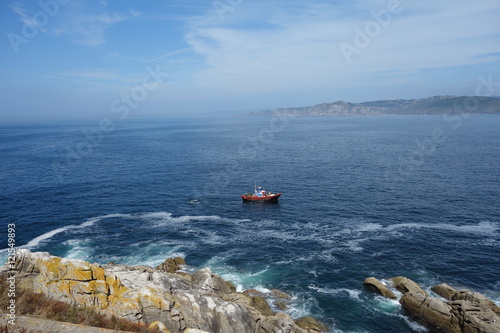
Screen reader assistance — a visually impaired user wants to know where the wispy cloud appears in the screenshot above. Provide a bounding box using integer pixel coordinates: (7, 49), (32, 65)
(53, 9), (128, 47)
(0, 69), (124, 88)
(9, 0), (134, 47)
(183, 0), (500, 95)
(148, 48), (192, 63)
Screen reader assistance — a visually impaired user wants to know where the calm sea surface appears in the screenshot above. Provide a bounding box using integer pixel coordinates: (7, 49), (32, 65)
(1, 115), (499, 332)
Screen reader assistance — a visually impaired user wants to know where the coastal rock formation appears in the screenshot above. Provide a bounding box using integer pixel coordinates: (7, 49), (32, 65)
(400, 291), (461, 333)
(364, 276), (500, 333)
(294, 317), (329, 333)
(3, 249), (319, 333)
(391, 276), (428, 296)
(155, 257), (186, 274)
(363, 277), (397, 299)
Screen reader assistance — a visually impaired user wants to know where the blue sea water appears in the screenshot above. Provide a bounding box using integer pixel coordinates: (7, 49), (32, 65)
(1, 115), (500, 332)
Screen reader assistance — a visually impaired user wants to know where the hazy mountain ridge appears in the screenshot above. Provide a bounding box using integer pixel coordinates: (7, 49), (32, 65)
(247, 96), (500, 116)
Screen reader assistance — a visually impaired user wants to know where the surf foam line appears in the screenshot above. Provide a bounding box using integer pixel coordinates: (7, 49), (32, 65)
(0, 213), (130, 252)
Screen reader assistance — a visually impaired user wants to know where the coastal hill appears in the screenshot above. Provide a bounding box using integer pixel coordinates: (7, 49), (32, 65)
(246, 96), (500, 116)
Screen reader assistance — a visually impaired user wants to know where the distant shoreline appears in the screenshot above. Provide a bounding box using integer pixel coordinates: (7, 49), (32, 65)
(245, 95), (500, 116)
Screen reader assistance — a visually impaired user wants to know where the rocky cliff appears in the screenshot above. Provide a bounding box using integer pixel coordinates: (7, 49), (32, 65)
(247, 96), (500, 116)
(364, 277), (500, 333)
(2, 249), (325, 333)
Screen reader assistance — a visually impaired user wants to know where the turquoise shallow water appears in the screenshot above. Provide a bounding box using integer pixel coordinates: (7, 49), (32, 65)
(1, 115), (499, 332)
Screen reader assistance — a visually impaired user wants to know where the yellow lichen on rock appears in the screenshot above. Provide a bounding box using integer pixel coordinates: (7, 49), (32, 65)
(149, 321), (171, 333)
(138, 287), (174, 311)
(41, 257), (62, 280)
(60, 259), (93, 281)
(91, 264), (106, 281)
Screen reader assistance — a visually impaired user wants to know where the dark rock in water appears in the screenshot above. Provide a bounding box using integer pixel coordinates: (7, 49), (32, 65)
(244, 288), (267, 297)
(275, 301), (288, 311)
(295, 316), (329, 333)
(271, 289), (293, 300)
(251, 295), (275, 317)
(226, 280), (237, 293)
(392, 276), (428, 296)
(363, 277), (397, 299)
(155, 256), (186, 273)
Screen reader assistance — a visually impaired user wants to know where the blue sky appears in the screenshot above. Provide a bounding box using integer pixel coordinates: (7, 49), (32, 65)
(1, 0), (499, 121)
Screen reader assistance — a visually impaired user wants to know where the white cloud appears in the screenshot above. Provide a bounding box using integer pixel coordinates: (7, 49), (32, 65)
(183, 0), (500, 95)
(59, 11), (127, 46)
(32, 1), (130, 47)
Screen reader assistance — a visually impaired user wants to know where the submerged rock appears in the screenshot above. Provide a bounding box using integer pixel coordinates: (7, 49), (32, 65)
(3, 249), (320, 333)
(295, 316), (329, 333)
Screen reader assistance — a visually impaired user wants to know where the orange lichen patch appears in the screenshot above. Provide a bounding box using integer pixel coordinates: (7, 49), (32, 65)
(138, 288), (173, 311)
(59, 260), (93, 281)
(91, 264), (106, 281)
(41, 257), (62, 279)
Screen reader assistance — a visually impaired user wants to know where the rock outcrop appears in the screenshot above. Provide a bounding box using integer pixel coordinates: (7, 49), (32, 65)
(363, 277), (397, 299)
(364, 276), (500, 333)
(3, 249), (321, 333)
(155, 257), (186, 274)
(392, 276), (428, 296)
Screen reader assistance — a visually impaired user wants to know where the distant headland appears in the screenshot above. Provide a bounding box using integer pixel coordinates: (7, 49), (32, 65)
(245, 95), (500, 116)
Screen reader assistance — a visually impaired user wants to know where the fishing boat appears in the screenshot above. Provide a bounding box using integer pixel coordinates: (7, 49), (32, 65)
(242, 186), (282, 203)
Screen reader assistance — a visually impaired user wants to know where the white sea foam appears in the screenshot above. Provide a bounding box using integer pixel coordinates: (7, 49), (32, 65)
(24, 227), (70, 249)
(141, 212), (173, 219)
(400, 314), (429, 332)
(63, 239), (93, 260)
(19, 213), (130, 251)
(141, 212), (221, 222)
(308, 285), (361, 300)
(386, 221), (499, 234)
(353, 223), (383, 233)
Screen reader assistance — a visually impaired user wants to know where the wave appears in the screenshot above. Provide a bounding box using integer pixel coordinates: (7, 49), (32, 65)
(308, 284), (362, 300)
(0, 214), (130, 254)
(385, 221), (499, 234)
(140, 212), (222, 223)
(25, 213), (131, 249)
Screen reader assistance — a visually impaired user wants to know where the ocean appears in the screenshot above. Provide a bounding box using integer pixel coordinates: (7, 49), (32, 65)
(1, 115), (499, 332)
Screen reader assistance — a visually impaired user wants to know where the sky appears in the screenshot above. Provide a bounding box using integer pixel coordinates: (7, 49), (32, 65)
(1, 0), (500, 121)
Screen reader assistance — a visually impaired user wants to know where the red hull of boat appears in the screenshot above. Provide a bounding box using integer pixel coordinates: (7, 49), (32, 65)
(241, 193), (282, 202)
